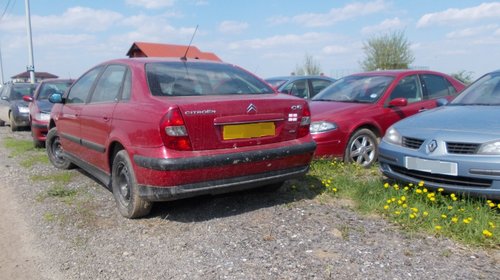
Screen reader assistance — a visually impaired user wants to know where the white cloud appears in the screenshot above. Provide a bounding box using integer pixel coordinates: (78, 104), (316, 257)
(446, 24), (498, 39)
(194, 0), (209, 6)
(322, 45), (349, 55)
(125, 0), (176, 9)
(266, 16), (290, 26)
(417, 2), (500, 27)
(0, 7), (123, 33)
(361, 17), (404, 34)
(292, 0), (387, 27)
(228, 32), (329, 50)
(218, 21), (249, 34)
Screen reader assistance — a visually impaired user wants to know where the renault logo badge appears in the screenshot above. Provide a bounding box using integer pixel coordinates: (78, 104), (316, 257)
(247, 103), (257, 114)
(428, 140), (438, 152)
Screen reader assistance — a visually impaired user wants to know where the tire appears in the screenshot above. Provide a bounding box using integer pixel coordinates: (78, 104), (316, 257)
(344, 128), (378, 168)
(9, 112), (18, 132)
(46, 127), (74, 169)
(0, 120), (5, 126)
(112, 150), (152, 219)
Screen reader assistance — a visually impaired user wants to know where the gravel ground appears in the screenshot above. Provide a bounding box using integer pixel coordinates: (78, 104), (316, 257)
(0, 126), (499, 280)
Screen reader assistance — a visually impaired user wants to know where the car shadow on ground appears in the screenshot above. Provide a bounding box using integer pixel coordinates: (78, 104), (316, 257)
(148, 175), (324, 222)
(75, 166), (324, 222)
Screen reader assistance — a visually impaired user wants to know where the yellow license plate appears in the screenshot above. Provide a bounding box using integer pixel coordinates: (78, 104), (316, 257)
(223, 122), (275, 140)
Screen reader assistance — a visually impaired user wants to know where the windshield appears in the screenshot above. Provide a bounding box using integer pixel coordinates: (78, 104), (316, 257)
(312, 75), (393, 103)
(38, 81), (72, 100)
(451, 72), (500, 105)
(146, 62), (274, 96)
(10, 84), (37, 100)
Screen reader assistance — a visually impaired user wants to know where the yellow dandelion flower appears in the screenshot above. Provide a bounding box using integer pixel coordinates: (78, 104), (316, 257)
(450, 193), (456, 198)
(387, 199), (392, 204)
(384, 205), (389, 210)
(395, 211), (401, 215)
(402, 204), (408, 208)
(423, 188), (428, 193)
(418, 181), (425, 187)
(404, 187), (409, 191)
(391, 197), (397, 202)
(332, 188), (338, 192)
(438, 188), (444, 192)
(411, 208), (419, 213)
(488, 202), (496, 208)
(327, 179), (332, 183)
(409, 183), (414, 187)
(401, 196), (406, 201)
(463, 219), (471, 224)
(384, 183), (390, 188)
(435, 225), (442, 231)
(416, 189), (423, 194)
(429, 197), (436, 202)
(441, 214), (447, 219)
(452, 197), (457, 201)
(489, 222), (496, 229)
(410, 214), (416, 219)
(498, 204), (500, 209)
(451, 217), (458, 223)
(447, 206), (453, 210)
(398, 200), (403, 205)
(423, 211), (429, 217)
(482, 230), (493, 238)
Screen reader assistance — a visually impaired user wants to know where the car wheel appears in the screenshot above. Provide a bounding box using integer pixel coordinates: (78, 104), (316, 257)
(344, 128), (378, 168)
(9, 112), (18, 132)
(112, 150), (152, 219)
(46, 127), (74, 169)
(0, 120), (5, 126)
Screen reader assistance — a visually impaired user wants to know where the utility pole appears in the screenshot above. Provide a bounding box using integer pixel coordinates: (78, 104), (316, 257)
(25, 0), (35, 84)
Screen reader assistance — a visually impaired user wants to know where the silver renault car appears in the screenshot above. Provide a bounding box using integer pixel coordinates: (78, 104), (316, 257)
(379, 70), (500, 199)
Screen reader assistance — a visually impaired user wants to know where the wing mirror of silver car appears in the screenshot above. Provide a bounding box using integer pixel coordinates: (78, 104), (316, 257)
(436, 98), (449, 107)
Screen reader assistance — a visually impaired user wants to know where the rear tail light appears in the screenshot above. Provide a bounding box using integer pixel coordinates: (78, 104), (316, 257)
(298, 104), (311, 138)
(160, 108), (192, 151)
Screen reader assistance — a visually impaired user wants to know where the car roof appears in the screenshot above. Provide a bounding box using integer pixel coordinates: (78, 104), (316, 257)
(350, 69), (452, 77)
(102, 57), (228, 66)
(266, 75), (335, 81)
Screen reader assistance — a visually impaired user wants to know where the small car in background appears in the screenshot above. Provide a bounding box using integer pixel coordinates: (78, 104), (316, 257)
(265, 75), (335, 99)
(0, 82), (38, 131)
(47, 57), (316, 218)
(24, 79), (73, 147)
(309, 70), (465, 167)
(379, 70), (500, 200)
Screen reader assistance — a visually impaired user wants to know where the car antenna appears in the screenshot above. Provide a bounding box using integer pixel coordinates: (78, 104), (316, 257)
(181, 25), (199, 61)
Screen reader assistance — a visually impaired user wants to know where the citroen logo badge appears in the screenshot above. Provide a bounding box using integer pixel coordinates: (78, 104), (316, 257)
(247, 103), (257, 114)
(428, 140), (438, 153)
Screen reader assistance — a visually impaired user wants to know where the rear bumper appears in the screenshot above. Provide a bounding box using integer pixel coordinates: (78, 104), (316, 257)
(138, 165), (309, 201)
(134, 141), (316, 171)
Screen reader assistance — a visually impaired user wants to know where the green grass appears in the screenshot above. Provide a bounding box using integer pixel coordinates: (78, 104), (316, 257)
(3, 137), (38, 157)
(307, 159), (500, 248)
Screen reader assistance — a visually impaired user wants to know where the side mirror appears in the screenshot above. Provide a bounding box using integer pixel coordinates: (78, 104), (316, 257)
(436, 98), (449, 107)
(388, 98), (408, 107)
(48, 92), (63, 104)
(23, 95), (33, 102)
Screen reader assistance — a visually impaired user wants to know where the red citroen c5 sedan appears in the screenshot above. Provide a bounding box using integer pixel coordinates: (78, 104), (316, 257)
(47, 58), (316, 218)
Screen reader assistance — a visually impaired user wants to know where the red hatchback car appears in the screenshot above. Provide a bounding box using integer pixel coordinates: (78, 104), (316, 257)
(47, 58), (316, 218)
(24, 79), (73, 147)
(309, 70), (465, 167)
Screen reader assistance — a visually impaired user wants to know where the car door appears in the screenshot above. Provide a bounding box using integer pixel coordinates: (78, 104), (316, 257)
(78, 64), (128, 172)
(58, 66), (103, 156)
(377, 74), (427, 132)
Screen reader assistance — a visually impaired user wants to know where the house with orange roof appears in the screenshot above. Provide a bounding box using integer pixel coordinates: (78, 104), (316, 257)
(126, 42), (222, 62)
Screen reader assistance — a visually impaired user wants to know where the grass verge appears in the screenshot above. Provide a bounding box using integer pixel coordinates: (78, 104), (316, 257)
(308, 159), (500, 248)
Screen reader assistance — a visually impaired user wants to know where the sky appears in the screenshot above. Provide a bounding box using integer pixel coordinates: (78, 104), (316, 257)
(0, 0), (498, 82)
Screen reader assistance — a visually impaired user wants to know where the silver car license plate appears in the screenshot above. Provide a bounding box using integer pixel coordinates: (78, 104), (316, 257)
(405, 157), (458, 176)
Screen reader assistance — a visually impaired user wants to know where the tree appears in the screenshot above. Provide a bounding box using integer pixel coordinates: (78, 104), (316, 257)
(451, 70), (474, 85)
(294, 53), (322, 75)
(361, 30), (414, 71)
